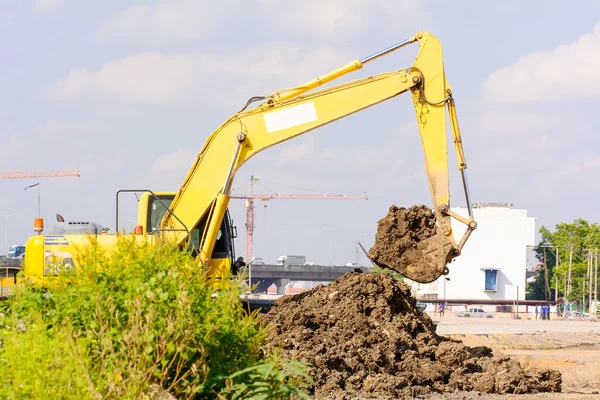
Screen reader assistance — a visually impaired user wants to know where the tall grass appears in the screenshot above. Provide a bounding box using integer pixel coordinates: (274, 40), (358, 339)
(0, 235), (311, 399)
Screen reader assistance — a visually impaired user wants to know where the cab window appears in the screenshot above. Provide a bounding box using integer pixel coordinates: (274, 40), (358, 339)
(146, 194), (233, 260)
(147, 196), (174, 233)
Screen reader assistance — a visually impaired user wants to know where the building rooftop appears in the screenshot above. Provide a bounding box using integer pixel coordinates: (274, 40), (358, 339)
(472, 202), (513, 208)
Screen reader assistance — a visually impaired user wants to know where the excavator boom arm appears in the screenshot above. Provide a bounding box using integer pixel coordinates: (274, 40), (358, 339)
(161, 31), (476, 282)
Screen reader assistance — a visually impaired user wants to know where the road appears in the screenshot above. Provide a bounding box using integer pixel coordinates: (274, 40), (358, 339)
(430, 314), (600, 335)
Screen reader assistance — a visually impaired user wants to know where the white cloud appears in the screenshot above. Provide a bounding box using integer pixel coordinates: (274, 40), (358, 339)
(268, 118), (431, 179)
(0, 135), (29, 162)
(31, 0), (63, 15)
(77, 151), (127, 179)
(141, 148), (198, 190)
(95, 0), (420, 45)
(260, 0), (362, 38)
(270, 125), (420, 188)
(43, 43), (352, 107)
(276, 137), (316, 166)
(44, 52), (195, 105)
(0, 119), (121, 177)
(33, 119), (92, 139)
(260, 0), (420, 39)
(480, 110), (548, 135)
(95, 0), (236, 45)
(559, 156), (600, 177)
(27, 119), (112, 159)
(314, 140), (411, 179)
(528, 154), (600, 200)
(468, 108), (565, 180)
(482, 22), (600, 103)
(149, 148), (197, 175)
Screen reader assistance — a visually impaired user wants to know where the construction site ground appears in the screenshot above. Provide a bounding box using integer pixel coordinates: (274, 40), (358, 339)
(421, 314), (600, 399)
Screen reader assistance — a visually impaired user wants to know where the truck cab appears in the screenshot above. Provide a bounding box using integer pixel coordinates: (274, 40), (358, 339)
(277, 255), (306, 266)
(248, 257), (265, 266)
(7, 245), (25, 259)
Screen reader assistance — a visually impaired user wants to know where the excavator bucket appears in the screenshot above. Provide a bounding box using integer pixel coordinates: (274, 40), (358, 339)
(372, 231), (454, 283)
(368, 205), (456, 284)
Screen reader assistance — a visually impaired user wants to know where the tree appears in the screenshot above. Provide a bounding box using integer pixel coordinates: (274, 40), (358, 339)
(527, 219), (600, 309)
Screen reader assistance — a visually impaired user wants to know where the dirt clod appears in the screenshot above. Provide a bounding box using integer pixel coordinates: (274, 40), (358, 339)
(262, 272), (561, 399)
(368, 205), (454, 283)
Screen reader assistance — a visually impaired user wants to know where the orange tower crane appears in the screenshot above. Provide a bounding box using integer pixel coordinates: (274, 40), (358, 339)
(0, 168), (80, 179)
(230, 175), (368, 262)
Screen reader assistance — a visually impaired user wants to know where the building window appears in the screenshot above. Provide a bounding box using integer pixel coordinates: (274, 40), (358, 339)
(484, 269), (497, 291)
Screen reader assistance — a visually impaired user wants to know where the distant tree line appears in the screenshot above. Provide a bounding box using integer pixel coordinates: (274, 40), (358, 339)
(527, 218), (600, 311)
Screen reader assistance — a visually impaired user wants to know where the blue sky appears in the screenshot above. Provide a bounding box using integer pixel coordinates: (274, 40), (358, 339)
(2, 0), (600, 266)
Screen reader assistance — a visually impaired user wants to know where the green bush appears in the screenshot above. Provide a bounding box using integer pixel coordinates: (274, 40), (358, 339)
(219, 352), (313, 400)
(0, 235), (310, 399)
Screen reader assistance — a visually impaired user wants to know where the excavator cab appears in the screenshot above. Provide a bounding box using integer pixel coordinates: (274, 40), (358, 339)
(136, 192), (237, 282)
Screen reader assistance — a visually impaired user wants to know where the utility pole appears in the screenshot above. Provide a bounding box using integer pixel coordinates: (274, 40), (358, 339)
(590, 249), (593, 313)
(583, 280), (586, 313)
(568, 242), (573, 296)
(585, 248), (591, 312)
(584, 248), (596, 313)
(556, 246), (559, 304)
(555, 274), (558, 304)
(564, 270), (567, 319)
(24, 182), (40, 217)
(594, 249), (598, 315)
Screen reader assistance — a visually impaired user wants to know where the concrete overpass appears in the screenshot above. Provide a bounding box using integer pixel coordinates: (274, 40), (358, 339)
(242, 264), (375, 295)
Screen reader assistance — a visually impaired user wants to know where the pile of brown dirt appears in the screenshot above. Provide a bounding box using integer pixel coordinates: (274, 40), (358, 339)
(368, 205), (454, 283)
(261, 272), (561, 400)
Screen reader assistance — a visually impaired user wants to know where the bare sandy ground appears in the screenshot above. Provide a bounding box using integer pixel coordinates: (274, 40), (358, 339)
(419, 315), (600, 399)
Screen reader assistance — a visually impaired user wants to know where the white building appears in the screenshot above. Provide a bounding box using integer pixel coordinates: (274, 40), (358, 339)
(410, 202), (535, 302)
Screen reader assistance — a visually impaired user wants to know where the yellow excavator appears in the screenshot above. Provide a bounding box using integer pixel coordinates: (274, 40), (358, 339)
(21, 31), (477, 294)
